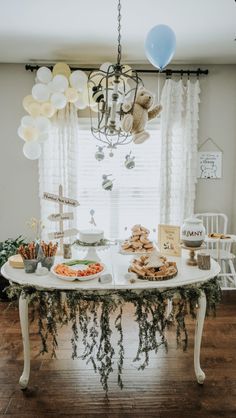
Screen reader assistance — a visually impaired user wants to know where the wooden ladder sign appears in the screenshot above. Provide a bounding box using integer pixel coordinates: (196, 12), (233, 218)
(43, 185), (79, 254)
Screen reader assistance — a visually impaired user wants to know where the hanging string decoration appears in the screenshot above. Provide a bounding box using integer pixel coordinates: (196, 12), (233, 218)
(18, 63), (89, 160)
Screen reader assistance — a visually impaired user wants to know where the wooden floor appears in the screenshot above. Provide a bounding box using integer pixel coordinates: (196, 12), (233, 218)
(0, 292), (236, 418)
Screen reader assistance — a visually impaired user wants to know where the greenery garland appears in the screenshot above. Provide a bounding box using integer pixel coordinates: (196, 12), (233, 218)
(6, 278), (221, 392)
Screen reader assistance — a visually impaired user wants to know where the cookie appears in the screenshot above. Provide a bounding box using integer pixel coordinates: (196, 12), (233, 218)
(133, 243), (143, 250)
(122, 241), (131, 250)
(140, 226), (150, 234)
(140, 235), (150, 244)
(144, 243), (153, 249)
(131, 224), (141, 232)
(132, 229), (142, 236)
(130, 235), (139, 242)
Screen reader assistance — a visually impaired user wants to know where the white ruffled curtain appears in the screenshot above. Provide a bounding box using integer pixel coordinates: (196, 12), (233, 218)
(160, 78), (200, 225)
(38, 104), (79, 239)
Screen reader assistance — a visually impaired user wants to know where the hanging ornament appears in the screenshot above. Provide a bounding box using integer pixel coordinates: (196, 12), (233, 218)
(95, 146), (105, 161)
(89, 209), (97, 226)
(108, 145), (116, 158)
(102, 174), (114, 191)
(124, 152), (135, 169)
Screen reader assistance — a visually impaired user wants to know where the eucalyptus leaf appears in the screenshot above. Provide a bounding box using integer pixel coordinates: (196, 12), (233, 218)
(5, 278), (221, 392)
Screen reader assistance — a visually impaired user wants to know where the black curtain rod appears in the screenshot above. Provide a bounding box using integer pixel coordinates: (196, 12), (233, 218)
(25, 64), (208, 76)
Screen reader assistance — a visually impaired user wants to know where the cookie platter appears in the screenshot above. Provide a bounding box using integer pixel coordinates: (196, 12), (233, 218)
(120, 224), (154, 255)
(128, 252), (178, 281)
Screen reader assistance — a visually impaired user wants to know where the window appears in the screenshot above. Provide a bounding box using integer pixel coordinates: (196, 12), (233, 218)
(76, 120), (162, 240)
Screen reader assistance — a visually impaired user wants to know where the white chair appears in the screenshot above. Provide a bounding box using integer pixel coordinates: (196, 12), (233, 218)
(194, 213), (236, 287)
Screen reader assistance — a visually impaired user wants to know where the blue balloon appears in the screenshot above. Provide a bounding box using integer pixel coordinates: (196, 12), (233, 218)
(145, 24), (176, 70)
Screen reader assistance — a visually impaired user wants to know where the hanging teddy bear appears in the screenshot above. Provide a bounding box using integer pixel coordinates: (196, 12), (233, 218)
(121, 87), (162, 144)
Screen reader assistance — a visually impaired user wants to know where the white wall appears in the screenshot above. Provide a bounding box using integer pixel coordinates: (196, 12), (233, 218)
(195, 65), (236, 231)
(0, 64), (236, 241)
(0, 64), (39, 241)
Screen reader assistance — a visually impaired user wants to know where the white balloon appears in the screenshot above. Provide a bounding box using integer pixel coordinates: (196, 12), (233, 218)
(35, 116), (51, 133)
(50, 92), (67, 109)
(17, 126), (25, 140)
(69, 70), (88, 89)
(37, 67), (53, 84)
(21, 115), (35, 128)
(38, 132), (49, 143)
(74, 94), (87, 109)
(52, 75), (69, 92)
(82, 88), (91, 106)
(23, 141), (41, 160)
(32, 83), (50, 102)
(47, 80), (58, 93)
(100, 62), (113, 73)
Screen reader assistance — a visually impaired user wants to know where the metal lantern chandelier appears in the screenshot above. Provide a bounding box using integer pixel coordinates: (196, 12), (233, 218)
(88, 0), (143, 150)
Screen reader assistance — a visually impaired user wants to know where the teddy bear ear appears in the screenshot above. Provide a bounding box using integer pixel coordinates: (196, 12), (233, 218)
(138, 86), (145, 92)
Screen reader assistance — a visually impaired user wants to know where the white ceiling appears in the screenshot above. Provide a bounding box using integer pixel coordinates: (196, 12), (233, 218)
(0, 0), (236, 65)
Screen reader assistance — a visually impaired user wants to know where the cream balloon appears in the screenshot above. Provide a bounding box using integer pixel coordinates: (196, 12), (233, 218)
(90, 103), (99, 113)
(22, 126), (40, 142)
(65, 87), (79, 103)
(41, 102), (56, 118)
(21, 115), (35, 128)
(35, 116), (51, 133)
(28, 102), (41, 117)
(37, 67), (53, 84)
(50, 92), (67, 109)
(22, 95), (35, 112)
(88, 90), (98, 110)
(23, 141), (41, 160)
(52, 75), (69, 93)
(69, 70), (88, 90)
(89, 72), (104, 87)
(53, 62), (71, 79)
(32, 83), (50, 102)
(122, 64), (132, 77)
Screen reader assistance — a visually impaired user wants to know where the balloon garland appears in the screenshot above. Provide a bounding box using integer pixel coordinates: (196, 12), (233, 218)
(19, 24), (176, 161)
(18, 63), (89, 160)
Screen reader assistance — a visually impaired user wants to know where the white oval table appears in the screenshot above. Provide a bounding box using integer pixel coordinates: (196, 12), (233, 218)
(1, 247), (220, 390)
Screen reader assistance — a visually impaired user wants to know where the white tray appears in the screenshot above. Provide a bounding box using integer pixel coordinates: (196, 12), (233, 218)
(51, 262), (106, 282)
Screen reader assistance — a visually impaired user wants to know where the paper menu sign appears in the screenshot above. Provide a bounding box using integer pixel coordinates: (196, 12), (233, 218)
(158, 224), (181, 257)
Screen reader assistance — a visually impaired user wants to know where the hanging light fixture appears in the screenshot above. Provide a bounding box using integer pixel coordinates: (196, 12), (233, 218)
(88, 0), (143, 151)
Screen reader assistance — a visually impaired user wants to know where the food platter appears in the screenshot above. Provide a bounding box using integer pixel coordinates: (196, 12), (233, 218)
(128, 254), (178, 282)
(51, 259), (105, 282)
(120, 224), (154, 254)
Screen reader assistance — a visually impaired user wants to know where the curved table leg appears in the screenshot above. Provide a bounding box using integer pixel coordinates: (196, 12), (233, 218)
(19, 293), (30, 389)
(194, 291), (206, 384)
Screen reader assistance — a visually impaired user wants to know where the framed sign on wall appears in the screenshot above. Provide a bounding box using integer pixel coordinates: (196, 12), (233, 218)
(197, 151), (222, 179)
(197, 137), (223, 179)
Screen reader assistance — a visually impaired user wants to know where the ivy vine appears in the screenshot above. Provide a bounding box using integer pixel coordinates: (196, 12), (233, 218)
(6, 278), (221, 392)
